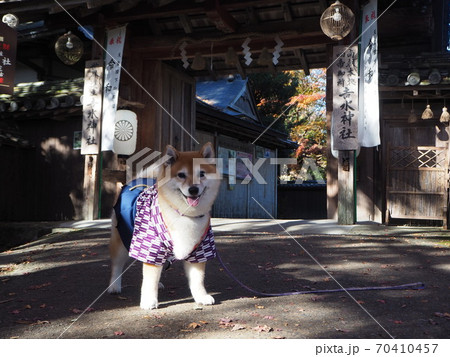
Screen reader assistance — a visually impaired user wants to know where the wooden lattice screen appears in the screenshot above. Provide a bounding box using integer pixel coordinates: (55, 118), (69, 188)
(386, 145), (449, 227)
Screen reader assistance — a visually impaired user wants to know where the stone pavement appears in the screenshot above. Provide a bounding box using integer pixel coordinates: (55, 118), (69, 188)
(0, 218), (449, 339)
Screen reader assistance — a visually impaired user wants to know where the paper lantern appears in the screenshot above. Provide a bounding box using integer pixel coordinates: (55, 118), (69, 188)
(55, 31), (84, 65)
(2, 14), (19, 28)
(440, 106), (450, 123)
(421, 104), (433, 120)
(320, 1), (355, 41)
(113, 110), (138, 155)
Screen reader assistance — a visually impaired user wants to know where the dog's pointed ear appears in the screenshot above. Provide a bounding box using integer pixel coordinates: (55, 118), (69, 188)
(164, 145), (178, 166)
(200, 142), (214, 159)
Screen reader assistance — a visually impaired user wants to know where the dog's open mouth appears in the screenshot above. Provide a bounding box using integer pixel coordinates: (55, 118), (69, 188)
(181, 191), (203, 207)
(186, 195), (200, 207)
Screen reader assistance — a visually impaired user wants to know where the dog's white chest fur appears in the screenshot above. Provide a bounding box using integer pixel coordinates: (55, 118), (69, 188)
(159, 200), (210, 259)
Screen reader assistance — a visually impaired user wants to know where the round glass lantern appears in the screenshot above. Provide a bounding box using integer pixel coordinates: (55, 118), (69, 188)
(2, 14), (19, 28)
(320, 1), (355, 41)
(55, 31), (84, 65)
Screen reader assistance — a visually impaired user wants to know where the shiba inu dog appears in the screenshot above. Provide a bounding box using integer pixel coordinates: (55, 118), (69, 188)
(108, 142), (221, 309)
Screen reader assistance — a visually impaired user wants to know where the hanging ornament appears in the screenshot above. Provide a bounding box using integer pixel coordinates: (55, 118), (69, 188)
(319, 0), (355, 41)
(2, 13), (19, 28)
(408, 109), (418, 123)
(408, 100), (418, 123)
(241, 37), (252, 66)
(440, 106), (450, 123)
(191, 52), (205, 70)
(225, 47), (237, 66)
(55, 31), (84, 65)
(179, 41), (189, 69)
(272, 36), (284, 65)
(257, 47), (272, 66)
(421, 104), (434, 120)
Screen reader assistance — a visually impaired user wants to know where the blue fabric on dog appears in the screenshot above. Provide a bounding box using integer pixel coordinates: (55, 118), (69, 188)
(113, 178), (155, 250)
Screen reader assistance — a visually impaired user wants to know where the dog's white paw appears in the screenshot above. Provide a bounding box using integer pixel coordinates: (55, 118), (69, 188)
(194, 294), (215, 306)
(140, 298), (158, 310)
(107, 284), (121, 294)
(158, 282), (164, 289)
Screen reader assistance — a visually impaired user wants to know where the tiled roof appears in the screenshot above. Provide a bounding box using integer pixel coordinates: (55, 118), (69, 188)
(0, 78), (83, 117)
(196, 75), (259, 122)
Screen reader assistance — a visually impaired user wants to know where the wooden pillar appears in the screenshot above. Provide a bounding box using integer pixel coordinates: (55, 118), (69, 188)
(82, 22), (104, 220)
(338, 150), (356, 224)
(83, 155), (100, 220)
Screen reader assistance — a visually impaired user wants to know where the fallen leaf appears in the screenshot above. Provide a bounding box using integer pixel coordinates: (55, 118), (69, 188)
(10, 310), (20, 314)
(253, 325), (273, 333)
(71, 308), (83, 314)
(0, 299), (15, 304)
(114, 331), (125, 336)
(377, 299), (386, 304)
(150, 324), (164, 328)
(219, 317), (233, 325)
(40, 304), (46, 308)
(28, 282), (51, 290)
(434, 312), (450, 319)
(264, 315), (274, 320)
(187, 322), (201, 329)
(273, 336), (286, 339)
(335, 328), (350, 333)
(199, 320), (208, 325)
(232, 324), (246, 331)
(255, 304), (265, 309)
(24, 305), (32, 309)
(393, 320), (403, 324)
(33, 320), (50, 325)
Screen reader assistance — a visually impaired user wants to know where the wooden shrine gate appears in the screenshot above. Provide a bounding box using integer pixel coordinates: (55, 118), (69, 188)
(386, 145), (449, 228)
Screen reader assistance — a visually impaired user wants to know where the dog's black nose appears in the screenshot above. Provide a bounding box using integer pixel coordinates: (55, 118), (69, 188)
(188, 186), (199, 196)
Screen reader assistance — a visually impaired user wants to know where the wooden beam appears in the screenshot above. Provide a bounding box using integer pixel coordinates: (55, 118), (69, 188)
(294, 48), (310, 75)
(247, 6), (259, 25)
(282, 2), (293, 22)
(179, 14), (193, 34)
(103, 0), (306, 23)
(114, 0), (140, 12)
(132, 33), (330, 59)
(205, 0), (239, 33)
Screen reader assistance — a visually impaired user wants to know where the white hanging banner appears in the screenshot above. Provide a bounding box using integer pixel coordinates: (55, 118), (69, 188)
(81, 60), (103, 155)
(358, 0), (380, 147)
(101, 25), (126, 151)
(113, 110), (138, 155)
(332, 45), (359, 151)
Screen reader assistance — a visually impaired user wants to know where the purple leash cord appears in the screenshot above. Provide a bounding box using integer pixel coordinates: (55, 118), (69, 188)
(216, 251), (425, 297)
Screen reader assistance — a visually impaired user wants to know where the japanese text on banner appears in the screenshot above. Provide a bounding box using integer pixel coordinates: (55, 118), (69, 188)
(332, 45), (359, 151)
(358, 0), (380, 147)
(101, 26), (126, 152)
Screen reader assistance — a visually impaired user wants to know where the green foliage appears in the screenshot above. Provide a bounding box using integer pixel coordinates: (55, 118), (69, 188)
(250, 69), (327, 182)
(248, 72), (299, 133)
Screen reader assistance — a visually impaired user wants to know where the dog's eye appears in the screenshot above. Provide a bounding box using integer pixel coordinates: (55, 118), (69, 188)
(177, 172), (186, 179)
(199, 170), (206, 178)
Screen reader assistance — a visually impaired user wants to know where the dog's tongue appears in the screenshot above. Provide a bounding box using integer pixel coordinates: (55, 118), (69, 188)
(187, 197), (199, 207)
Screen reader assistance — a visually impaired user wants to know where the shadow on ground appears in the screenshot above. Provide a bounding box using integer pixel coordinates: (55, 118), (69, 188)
(0, 227), (449, 339)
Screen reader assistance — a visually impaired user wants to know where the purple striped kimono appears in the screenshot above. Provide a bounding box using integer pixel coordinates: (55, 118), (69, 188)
(128, 185), (216, 266)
